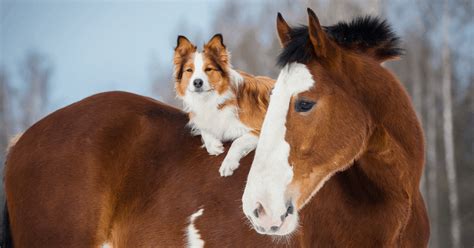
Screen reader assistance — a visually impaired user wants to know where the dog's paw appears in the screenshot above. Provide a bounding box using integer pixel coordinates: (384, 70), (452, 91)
(204, 140), (224, 156)
(219, 158), (240, 177)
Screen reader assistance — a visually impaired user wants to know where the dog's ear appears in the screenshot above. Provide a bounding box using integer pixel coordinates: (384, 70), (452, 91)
(204, 34), (229, 64)
(174, 35), (196, 80)
(206, 34), (226, 50)
(175, 35), (196, 56)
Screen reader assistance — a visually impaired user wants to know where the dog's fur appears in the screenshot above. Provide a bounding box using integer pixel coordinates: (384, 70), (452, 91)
(173, 34), (275, 176)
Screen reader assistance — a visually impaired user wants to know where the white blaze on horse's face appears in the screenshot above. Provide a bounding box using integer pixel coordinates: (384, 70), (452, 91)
(242, 63), (314, 236)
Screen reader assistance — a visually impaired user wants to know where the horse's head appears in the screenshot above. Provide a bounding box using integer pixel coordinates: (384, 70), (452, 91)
(242, 8), (403, 236)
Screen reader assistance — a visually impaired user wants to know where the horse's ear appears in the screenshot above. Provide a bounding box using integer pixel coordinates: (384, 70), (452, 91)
(175, 35), (196, 55)
(276, 12), (292, 47)
(204, 34), (229, 64)
(307, 8), (328, 58)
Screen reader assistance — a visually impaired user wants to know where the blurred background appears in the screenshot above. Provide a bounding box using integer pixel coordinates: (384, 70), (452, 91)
(0, 0), (472, 247)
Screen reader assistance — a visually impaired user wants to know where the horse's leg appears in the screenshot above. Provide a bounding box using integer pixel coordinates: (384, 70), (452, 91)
(5, 157), (113, 248)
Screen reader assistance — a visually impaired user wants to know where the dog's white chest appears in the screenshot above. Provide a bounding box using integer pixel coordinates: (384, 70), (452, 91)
(190, 105), (250, 141)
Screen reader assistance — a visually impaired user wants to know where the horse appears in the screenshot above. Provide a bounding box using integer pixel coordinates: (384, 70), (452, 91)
(242, 9), (429, 247)
(2, 9), (429, 248)
(3, 92), (290, 247)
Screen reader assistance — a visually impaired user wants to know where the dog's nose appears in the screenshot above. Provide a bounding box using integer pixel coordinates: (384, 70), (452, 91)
(193, 79), (203, 88)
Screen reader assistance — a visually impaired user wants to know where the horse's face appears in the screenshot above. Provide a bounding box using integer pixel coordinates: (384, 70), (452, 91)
(242, 9), (371, 236)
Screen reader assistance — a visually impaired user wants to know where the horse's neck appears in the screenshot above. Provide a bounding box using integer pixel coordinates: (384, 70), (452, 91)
(356, 125), (422, 200)
(357, 153), (409, 199)
(299, 155), (416, 246)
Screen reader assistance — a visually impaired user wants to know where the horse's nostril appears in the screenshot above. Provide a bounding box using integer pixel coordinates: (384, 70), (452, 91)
(287, 203), (294, 215)
(253, 208), (259, 218)
(253, 202), (265, 218)
(270, 226), (280, 232)
(281, 202), (294, 221)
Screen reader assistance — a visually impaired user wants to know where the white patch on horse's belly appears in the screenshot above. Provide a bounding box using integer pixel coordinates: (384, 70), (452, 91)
(101, 242), (112, 248)
(186, 208), (205, 248)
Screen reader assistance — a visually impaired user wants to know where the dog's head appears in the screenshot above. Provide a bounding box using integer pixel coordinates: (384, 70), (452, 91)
(174, 34), (237, 102)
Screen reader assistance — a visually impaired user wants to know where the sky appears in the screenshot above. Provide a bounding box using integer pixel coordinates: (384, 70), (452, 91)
(1, 0), (472, 113)
(1, 0), (220, 112)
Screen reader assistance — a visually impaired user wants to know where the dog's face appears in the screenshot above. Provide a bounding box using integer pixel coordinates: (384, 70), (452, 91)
(174, 34), (231, 99)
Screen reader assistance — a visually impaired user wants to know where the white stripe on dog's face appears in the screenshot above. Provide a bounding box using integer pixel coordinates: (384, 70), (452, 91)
(242, 63), (315, 236)
(187, 52), (212, 92)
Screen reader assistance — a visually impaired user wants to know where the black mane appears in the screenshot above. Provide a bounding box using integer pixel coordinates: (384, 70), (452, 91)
(277, 16), (403, 67)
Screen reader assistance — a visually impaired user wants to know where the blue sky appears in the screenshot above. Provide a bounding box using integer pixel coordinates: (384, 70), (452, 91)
(1, 0), (472, 114)
(1, 0), (220, 111)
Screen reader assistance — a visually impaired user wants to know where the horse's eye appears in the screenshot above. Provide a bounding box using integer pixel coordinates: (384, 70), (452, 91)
(295, 99), (316, 112)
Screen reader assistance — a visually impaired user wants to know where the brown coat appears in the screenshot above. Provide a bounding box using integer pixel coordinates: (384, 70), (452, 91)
(4, 91), (429, 247)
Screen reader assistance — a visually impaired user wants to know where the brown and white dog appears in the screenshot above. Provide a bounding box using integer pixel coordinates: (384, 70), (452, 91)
(173, 34), (275, 176)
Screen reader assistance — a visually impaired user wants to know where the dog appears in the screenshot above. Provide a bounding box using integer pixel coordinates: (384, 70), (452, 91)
(173, 34), (275, 177)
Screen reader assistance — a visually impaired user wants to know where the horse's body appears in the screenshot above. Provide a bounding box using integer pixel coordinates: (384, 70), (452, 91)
(3, 91), (429, 247)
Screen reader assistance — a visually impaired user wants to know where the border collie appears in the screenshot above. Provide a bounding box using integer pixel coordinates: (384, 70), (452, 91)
(173, 34), (275, 177)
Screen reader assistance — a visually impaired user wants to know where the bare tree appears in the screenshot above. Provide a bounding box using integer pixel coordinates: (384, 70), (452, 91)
(0, 68), (11, 157)
(441, 1), (461, 247)
(409, 2), (441, 245)
(149, 54), (179, 107)
(0, 67), (11, 231)
(18, 51), (52, 129)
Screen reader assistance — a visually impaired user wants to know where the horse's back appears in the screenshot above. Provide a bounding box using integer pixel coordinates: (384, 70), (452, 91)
(4, 91), (297, 247)
(3, 92), (189, 247)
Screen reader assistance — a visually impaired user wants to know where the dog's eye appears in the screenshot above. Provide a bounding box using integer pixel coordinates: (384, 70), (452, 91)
(186, 68), (193, 73)
(295, 99), (316, 112)
(205, 68), (213, 72)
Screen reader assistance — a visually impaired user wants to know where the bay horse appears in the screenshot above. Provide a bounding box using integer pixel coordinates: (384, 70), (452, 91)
(242, 9), (429, 247)
(2, 9), (429, 248)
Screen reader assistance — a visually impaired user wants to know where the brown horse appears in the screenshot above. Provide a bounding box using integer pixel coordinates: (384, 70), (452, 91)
(242, 9), (429, 247)
(3, 9), (429, 248)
